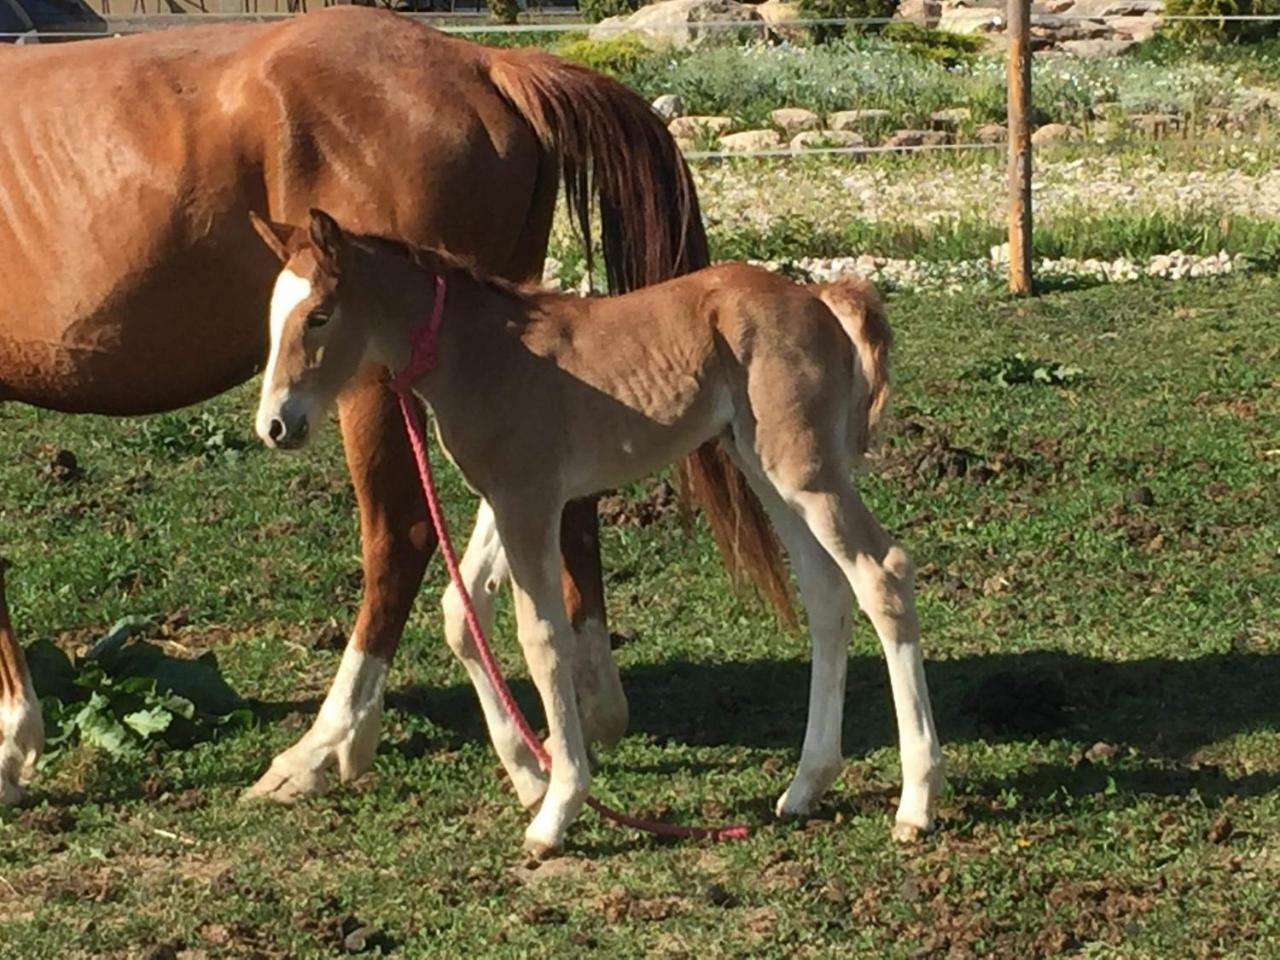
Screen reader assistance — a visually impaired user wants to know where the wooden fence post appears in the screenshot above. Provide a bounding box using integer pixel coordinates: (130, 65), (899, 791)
(1007, 0), (1033, 295)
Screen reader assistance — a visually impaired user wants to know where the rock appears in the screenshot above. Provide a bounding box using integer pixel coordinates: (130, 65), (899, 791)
(719, 129), (783, 152)
(828, 108), (893, 132)
(938, 5), (1003, 33)
(1109, 14), (1160, 41)
(770, 107), (821, 136)
(1059, 37), (1137, 56)
(590, 0), (765, 50)
(883, 129), (949, 149)
(1031, 123), (1080, 145)
(668, 115), (732, 139)
(1030, 14), (1111, 40)
(1132, 112), (1181, 137)
(756, 0), (809, 42)
(651, 94), (684, 121)
(976, 122), (1007, 143)
(929, 107), (971, 129)
(893, 0), (942, 26)
(790, 129), (866, 151)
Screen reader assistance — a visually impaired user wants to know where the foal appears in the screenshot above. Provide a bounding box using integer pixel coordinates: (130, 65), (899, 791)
(253, 210), (942, 855)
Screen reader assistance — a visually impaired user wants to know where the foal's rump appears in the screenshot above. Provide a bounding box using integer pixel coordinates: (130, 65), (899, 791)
(810, 278), (891, 456)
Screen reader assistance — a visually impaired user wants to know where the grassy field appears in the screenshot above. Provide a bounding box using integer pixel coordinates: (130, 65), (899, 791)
(1, 275), (1278, 958)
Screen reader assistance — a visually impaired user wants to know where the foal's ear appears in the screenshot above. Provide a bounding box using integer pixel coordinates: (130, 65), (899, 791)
(308, 208), (348, 266)
(248, 211), (298, 264)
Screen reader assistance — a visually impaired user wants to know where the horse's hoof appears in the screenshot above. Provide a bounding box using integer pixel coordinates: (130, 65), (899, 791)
(891, 820), (928, 845)
(521, 834), (563, 861)
(241, 765), (329, 804)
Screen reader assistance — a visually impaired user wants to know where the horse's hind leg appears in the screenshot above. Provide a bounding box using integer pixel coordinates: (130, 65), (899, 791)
(781, 476), (942, 840)
(246, 377), (432, 801)
(0, 559), (44, 805)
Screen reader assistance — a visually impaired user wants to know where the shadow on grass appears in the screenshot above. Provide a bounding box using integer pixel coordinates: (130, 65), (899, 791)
(401, 649), (1280, 808)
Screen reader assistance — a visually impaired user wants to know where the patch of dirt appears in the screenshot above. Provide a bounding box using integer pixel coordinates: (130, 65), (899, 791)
(16, 805), (76, 834)
(875, 418), (1050, 492)
(594, 886), (686, 924)
(597, 479), (682, 529)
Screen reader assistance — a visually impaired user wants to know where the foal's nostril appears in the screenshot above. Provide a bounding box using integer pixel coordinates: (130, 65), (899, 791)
(268, 418), (286, 442)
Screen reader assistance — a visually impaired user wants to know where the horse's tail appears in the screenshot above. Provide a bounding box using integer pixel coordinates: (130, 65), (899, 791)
(815, 278), (892, 456)
(488, 49), (794, 626)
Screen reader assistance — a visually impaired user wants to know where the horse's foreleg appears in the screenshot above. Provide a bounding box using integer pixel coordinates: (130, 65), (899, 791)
(0, 559), (43, 805)
(559, 498), (628, 749)
(245, 377), (435, 802)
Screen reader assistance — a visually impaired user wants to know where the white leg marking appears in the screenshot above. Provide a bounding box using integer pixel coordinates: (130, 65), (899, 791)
(0, 672), (44, 806)
(492, 502), (591, 857)
(244, 642), (388, 802)
(442, 502), (547, 808)
(788, 486), (943, 839)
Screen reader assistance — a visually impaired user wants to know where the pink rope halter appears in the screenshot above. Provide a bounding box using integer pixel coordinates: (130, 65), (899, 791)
(388, 273), (748, 844)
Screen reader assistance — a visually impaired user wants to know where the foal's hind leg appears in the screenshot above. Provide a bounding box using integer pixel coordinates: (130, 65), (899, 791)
(721, 448), (854, 817)
(782, 477), (942, 840)
(0, 559), (44, 805)
(442, 501), (546, 808)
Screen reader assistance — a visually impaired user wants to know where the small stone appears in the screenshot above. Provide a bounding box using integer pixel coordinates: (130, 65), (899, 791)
(651, 94), (684, 121)
(790, 130), (865, 152)
(718, 129), (783, 152)
(770, 107), (821, 137)
(884, 129), (927, 149)
(976, 122), (1008, 143)
(929, 107), (971, 129)
(1031, 123), (1081, 145)
(828, 108), (893, 132)
(1127, 485), (1155, 507)
(1084, 741), (1119, 763)
(1207, 813), (1234, 845)
(668, 115), (732, 139)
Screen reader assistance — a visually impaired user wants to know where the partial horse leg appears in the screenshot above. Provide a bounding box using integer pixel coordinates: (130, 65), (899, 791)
(558, 499), (627, 749)
(246, 375), (434, 801)
(491, 496), (591, 856)
(780, 476), (942, 840)
(721, 445), (854, 817)
(501, 178), (628, 754)
(441, 501), (547, 808)
(0, 559), (44, 805)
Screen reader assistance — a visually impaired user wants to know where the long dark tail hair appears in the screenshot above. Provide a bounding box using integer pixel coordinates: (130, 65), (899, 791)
(489, 49), (794, 625)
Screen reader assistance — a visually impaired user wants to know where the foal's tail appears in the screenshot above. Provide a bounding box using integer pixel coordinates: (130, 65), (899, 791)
(488, 47), (794, 625)
(815, 278), (892, 456)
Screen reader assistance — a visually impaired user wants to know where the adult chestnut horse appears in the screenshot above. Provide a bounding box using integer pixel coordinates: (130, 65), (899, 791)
(0, 8), (789, 805)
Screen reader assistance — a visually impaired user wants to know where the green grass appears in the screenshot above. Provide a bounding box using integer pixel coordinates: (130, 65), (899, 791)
(2, 275), (1279, 957)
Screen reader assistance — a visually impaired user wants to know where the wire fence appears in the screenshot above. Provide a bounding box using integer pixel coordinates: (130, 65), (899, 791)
(5, 5), (1275, 289)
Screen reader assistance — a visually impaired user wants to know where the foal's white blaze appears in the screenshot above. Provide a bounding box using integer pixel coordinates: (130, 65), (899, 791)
(255, 268), (312, 444)
(244, 643), (388, 801)
(0, 672), (44, 805)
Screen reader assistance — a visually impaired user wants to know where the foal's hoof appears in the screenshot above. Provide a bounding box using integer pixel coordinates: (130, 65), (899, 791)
(521, 834), (564, 861)
(242, 765), (329, 804)
(891, 820), (929, 845)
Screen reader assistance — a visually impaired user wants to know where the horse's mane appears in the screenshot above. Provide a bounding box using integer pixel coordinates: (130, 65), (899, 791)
(350, 232), (551, 306)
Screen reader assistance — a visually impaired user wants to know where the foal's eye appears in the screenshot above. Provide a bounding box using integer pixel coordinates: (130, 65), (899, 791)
(306, 309), (331, 330)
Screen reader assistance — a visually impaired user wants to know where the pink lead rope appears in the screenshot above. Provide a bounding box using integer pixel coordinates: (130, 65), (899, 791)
(389, 274), (749, 844)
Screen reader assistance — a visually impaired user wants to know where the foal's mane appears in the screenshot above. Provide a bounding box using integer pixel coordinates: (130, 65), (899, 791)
(350, 232), (548, 306)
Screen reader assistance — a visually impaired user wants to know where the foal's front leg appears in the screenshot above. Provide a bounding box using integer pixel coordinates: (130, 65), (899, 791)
(493, 500), (591, 857)
(1, 560), (43, 805)
(442, 501), (547, 808)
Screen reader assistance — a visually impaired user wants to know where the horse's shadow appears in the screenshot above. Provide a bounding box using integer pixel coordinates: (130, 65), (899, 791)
(407, 648), (1280, 809)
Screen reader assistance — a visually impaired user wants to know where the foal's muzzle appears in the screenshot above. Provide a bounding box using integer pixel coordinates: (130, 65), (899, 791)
(265, 413), (309, 450)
